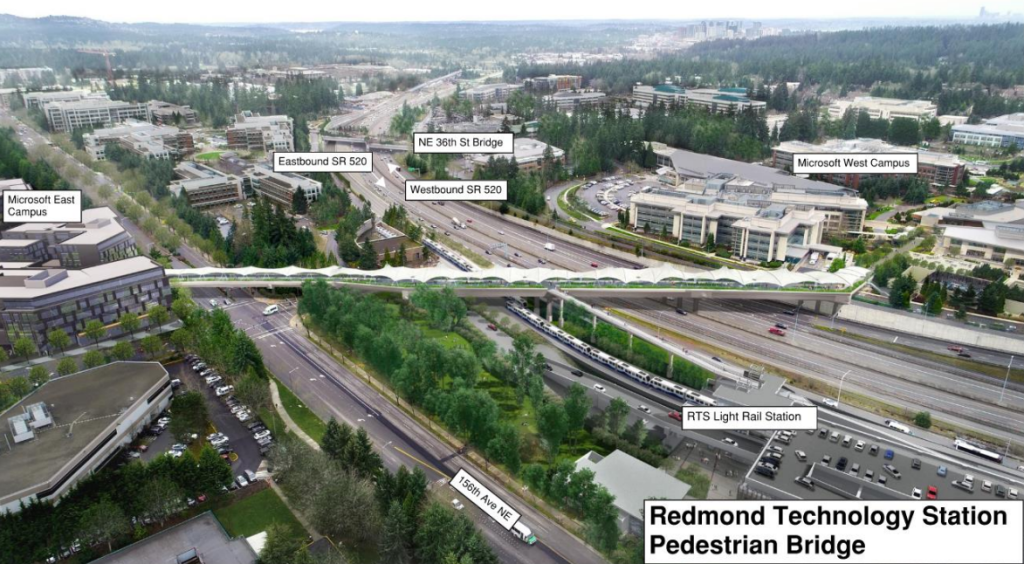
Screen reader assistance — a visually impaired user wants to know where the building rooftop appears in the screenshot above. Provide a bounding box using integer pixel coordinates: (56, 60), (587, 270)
(953, 113), (1024, 137)
(943, 225), (1024, 253)
(471, 138), (563, 166)
(575, 450), (691, 519)
(0, 179), (32, 191)
(775, 138), (964, 168)
(0, 256), (163, 300)
(94, 512), (257, 564)
(4, 207), (127, 248)
(44, 98), (144, 111)
(0, 362), (168, 507)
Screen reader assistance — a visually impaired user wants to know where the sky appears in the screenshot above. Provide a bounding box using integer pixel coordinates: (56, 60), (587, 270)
(4, 0), (1019, 24)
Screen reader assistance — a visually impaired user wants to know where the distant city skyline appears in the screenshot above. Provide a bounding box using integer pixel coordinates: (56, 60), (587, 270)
(3, 0), (1021, 25)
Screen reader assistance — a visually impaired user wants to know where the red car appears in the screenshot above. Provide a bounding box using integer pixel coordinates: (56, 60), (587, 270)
(487, 323), (497, 331)
(591, 262), (599, 268)
(768, 327), (787, 336)
(668, 411), (682, 422)
(926, 486), (938, 500)
(947, 345), (963, 353)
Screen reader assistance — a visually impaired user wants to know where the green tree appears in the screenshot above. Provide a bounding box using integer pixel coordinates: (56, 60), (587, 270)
(379, 501), (413, 564)
(119, 312), (141, 338)
(259, 523), (303, 564)
(292, 189), (308, 215)
(914, 411), (932, 429)
(57, 357), (78, 376)
(147, 304), (170, 330)
(606, 397), (631, 436)
(111, 340), (135, 361)
(13, 336), (36, 360)
(47, 328), (72, 357)
(170, 391), (209, 442)
(29, 365), (50, 387)
(84, 319), (107, 348)
(141, 335), (163, 359)
(83, 349), (106, 369)
(563, 383), (591, 445)
(321, 417), (354, 462)
(828, 257), (846, 273)
(196, 444), (233, 493)
(955, 303), (968, 320)
(538, 401), (569, 459)
(77, 496), (130, 553)
(359, 240), (378, 270)
(7, 376), (30, 397)
(506, 333), (546, 406)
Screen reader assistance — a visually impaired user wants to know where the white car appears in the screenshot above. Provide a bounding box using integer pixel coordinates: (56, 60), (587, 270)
(451, 498), (465, 511)
(722, 437), (738, 446)
(215, 385), (234, 397)
(637, 405), (651, 414)
(253, 430), (271, 441)
(593, 384), (606, 393)
(911, 487), (922, 499)
(822, 398), (839, 409)
(236, 475), (249, 488)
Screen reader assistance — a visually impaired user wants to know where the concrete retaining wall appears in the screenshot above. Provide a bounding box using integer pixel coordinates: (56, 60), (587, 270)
(837, 304), (1024, 355)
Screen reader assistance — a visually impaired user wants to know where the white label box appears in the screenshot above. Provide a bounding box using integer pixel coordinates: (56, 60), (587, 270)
(406, 180), (507, 201)
(413, 132), (513, 154)
(792, 153), (918, 175)
(450, 468), (521, 531)
(680, 407), (817, 431)
(644, 500), (1024, 564)
(3, 190), (82, 223)
(272, 152), (373, 173)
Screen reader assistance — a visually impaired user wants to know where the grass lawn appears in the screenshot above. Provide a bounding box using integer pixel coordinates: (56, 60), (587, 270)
(676, 464), (711, 499)
(195, 151), (224, 161)
(258, 404), (294, 441)
(214, 488), (306, 542)
(273, 376), (328, 442)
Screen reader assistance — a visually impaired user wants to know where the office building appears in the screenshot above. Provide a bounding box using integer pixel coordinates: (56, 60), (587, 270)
(20, 89), (92, 110)
(827, 97), (937, 121)
(458, 83), (524, 103)
(632, 84), (766, 114)
(93, 512), (257, 564)
(225, 112), (294, 153)
(524, 74), (583, 91)
(941, 224), (1024, 267)
(148, 100), (200, 126)
(0, 362), (171, 514)
(0, 179), (32, 192)
(249, 164), (321, 207)
(544, 90), (606, 112)
(43, 98), (151, 133)
(0, 88), (17, 109)
(0, 207), (138, 268)
(951, 113), (1024, 150)
(470, 138), (564, 172)
(84, 120), (195, 161)
(169, 162), (245, 208)
(0, 255), (171, 350)
(575, 450), (690, 535)
(773, 138), (966, 187)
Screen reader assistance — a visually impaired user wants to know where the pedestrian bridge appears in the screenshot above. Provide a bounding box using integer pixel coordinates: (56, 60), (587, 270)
(167, 264), (869, 302)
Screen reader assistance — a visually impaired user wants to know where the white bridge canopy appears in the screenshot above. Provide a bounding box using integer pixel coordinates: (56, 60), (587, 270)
(166, 264), (870, 289)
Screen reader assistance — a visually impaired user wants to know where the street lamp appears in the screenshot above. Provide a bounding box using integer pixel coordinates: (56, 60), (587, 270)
(836, 370), (851, 406)
(999, 355), (1014, 404)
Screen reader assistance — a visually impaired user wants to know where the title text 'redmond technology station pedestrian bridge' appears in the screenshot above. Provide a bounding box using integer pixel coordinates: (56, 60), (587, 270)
(168, 264), (869, 308)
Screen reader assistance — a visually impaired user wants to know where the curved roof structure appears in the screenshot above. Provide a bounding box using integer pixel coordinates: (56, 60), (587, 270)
(166, 264), (870, 289)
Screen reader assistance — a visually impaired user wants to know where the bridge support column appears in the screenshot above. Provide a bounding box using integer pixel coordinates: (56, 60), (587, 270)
(628, 332), (633, 352)
(675, 297), (684, 310)
(534, 298), (541, 316)
(546, 300), (553, 323)
(559, 299), (564, 327)
(667, 354), (674, 379)
(591, 315), (597, 339)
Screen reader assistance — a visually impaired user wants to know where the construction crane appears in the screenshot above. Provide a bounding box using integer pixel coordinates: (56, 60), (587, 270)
(77, 49), (115, 83)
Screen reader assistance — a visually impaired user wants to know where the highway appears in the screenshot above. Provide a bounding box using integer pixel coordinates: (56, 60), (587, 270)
(600, 297), (1024, 443)
(338, 151), (641, 271)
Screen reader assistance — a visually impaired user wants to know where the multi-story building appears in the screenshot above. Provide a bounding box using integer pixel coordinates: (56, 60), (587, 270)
(827, 97), (937, 121)
(20, 89), (92, 110)
(43, 98), (151, 133)
(0, 362), (171, 514)
(632, 84), (766, 114)
(249, 164), (321, 207)
(225, 112), (294, 153)
(169, 162), (245, 208)
(524, 74), (583, 92)
(940, 224), (1024, 267)
(148, 100), (200, 126)
(0, 88), (17, 109)
(0, 207), (138, 268)
(470, 138), (564, 172)
(0, 67), (55, 87)
(84, 120), (195, 161)
(544, 90), (606, 112)
(0, 255), (171, 350)
(773, 138), (966, 187)
(952, 113), (1024, 150)
(459, 83), (524, 103)
(0, 179), (32, 192)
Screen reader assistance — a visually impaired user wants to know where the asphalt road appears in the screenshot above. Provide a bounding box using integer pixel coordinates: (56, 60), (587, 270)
(212, 293), (604, 564)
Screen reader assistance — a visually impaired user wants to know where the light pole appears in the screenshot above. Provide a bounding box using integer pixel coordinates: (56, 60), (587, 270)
(999, 355), (1014, 404)
(836, 370), (851, 406)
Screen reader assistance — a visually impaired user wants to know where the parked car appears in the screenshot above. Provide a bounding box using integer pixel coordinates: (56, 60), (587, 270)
(869, 445), (879, 456)
(236, 475), (249, 488)
(794, 450), (807, 461)
(883, 464), (901, 479)
(927, 486), (938, 499)
(836, 457), (848, 471)
(937, 466), (948, 477)
(254, 430), (272, 441)
(911, 458), (921, 470)
(911, 488), (922, 500)
(795, 476), (814, 490)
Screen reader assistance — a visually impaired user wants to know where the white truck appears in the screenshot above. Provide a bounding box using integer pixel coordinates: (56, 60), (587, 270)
(451, 217), (461, 229)
(544, 243), (556, 251)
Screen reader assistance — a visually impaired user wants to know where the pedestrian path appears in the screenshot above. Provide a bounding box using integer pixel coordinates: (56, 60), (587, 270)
(269, 379), (321, 451)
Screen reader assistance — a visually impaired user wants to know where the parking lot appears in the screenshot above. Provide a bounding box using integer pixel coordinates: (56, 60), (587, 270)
(745, 416), (1021, 501)
(576, 174), (657, 221)
(136, 360), (269, 486)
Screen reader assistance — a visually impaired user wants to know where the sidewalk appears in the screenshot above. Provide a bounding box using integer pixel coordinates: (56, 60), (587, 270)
(0, 320), (183, 375)
(269, 379), (321, 452)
